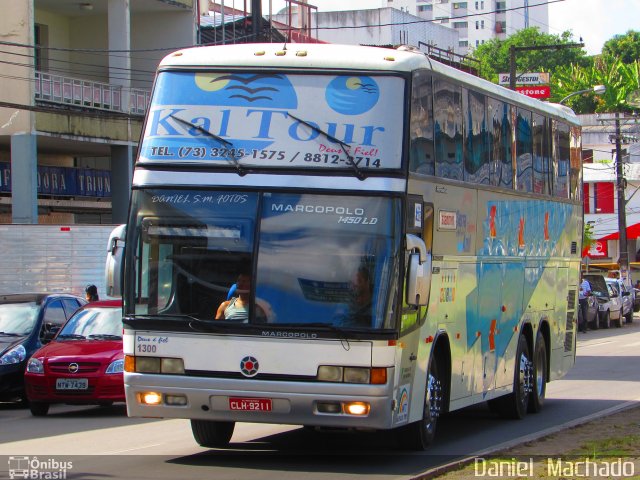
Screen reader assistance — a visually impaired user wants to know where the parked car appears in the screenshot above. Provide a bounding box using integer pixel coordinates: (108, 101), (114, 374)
(606, 278), (634, 324)
(634, 287), (640, 313)
(24, 300), (124, 416)
(0, 293), (86, 403)
(583, 274), (624, 329)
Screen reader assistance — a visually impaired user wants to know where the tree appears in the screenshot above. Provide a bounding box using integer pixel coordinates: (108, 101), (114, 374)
(602, 30), (640, 64)
(550, 57), (640, 113)
(468, 28), (589, 82)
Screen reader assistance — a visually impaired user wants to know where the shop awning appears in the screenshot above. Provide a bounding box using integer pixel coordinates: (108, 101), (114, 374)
(598, 223), (640, 241)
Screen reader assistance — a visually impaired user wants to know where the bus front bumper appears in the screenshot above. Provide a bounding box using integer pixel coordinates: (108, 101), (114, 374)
(124, 372), (397, 430)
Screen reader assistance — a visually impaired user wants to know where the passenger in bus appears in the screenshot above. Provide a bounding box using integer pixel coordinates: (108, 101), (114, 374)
(341, 266), (373, 327)
(214, 272), (265, 322)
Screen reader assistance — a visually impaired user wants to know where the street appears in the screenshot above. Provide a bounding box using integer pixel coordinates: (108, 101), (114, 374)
(1, 321), (640, 480)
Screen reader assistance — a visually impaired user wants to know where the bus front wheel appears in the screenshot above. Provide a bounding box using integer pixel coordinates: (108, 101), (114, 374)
(396, 353), (443, 450)
(190, 419), (235, 448)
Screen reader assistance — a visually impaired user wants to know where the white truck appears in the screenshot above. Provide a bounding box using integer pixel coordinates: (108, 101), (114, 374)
(0, 224), (117, 298)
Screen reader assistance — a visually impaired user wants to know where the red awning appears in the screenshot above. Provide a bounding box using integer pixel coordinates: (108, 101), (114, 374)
(598, 223), (640, 241)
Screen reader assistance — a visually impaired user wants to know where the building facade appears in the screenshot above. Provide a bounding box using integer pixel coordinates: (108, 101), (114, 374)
(0, 0), (205, 225)
(386, 0), (549, 53)
(271, 7), (461, 57)
(581, 113), (640, 276)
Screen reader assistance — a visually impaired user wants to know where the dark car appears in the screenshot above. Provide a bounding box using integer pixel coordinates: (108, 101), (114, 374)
(0, 293), (86, 402)
(24, 300), (124, 416)
(579, 283), (598, 331)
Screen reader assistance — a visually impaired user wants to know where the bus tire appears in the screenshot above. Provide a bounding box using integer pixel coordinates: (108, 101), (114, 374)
(190, 419), (235, 448)
(527, 330), (547, 413)
(493, 334), (531, 420)
(396, 353), (443, 450)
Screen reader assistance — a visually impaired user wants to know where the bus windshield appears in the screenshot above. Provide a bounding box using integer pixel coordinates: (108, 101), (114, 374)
(127, 189), (402, 331)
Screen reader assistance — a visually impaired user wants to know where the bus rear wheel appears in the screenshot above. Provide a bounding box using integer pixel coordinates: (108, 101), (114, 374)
(190, 420), (235, 448)
(489, 334), (531, 419)
(396, 353), (443, 450)
(527, 330), (547, 413)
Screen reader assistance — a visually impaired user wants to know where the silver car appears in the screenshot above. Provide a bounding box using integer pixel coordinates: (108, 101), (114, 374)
(606, 279), (633, 324)
(584, 274), (623, 329)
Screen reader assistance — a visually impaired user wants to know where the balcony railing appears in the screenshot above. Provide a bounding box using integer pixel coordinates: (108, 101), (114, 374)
(34, 71), (150, 115)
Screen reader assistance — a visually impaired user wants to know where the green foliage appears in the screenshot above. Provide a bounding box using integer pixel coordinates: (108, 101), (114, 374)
(550, 57), (640, 113)
(468, 28), (589, 82)
(583, 223), (594, 251)
(602, 30), (640, 64)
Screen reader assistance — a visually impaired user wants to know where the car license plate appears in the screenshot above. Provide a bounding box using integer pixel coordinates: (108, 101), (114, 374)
(56, 378), (89, 390)
(228, 397), (272, 411)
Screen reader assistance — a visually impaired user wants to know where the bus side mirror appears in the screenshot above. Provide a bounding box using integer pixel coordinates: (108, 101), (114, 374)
(105, 224), (126, 297)
(406, 234), (432, 306)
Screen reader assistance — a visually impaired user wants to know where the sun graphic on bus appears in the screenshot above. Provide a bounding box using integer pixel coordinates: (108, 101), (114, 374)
(194, 73), (230, 91)
(326, 76), (380, 115)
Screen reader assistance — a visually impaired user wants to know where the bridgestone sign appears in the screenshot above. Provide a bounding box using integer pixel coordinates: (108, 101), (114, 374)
(498, 72), (550, 86)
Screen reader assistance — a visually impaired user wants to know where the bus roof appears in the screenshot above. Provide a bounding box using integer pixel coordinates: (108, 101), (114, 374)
(159, 43), (579, 125)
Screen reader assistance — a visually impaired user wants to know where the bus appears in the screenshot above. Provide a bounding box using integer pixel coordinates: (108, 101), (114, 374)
(106, 43), (582, 450)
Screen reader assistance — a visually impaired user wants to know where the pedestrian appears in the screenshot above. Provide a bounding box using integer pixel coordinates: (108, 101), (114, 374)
(578, 275), (591, 333)
(85, 284), (99, 303)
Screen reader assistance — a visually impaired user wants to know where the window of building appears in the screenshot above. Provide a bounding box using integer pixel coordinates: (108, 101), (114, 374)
(459, 40), (469, 47)
(436, 16), (450, 23)
(496, 21), (507, 33)
(476, 21), (479, 29)
(481, 20), (485, 28)
(453, 21), (468, 28)
(34, 23), (49, 72)
(496, 1), (506, 12)
(418, 4), (433, 10)
(453, 2), (468, 8)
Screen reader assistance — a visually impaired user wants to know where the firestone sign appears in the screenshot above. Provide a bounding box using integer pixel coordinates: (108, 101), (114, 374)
(515, 85), (551, 99)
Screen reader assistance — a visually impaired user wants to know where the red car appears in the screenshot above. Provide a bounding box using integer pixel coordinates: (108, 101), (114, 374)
(24, 300), (124, 416)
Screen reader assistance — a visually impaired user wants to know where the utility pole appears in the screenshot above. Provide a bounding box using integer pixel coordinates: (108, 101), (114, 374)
(614, 113), (629, 275)
(508, 43), (584, 90)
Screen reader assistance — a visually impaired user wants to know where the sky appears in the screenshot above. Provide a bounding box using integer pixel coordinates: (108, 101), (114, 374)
(259, 0), (638, 56)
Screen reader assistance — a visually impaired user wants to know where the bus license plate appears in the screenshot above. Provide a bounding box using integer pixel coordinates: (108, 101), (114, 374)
(229, 397), (272, 412)
(56, 378), (89, 390)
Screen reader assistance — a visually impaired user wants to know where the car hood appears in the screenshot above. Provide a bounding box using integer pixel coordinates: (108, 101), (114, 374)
(33, 340), (123, 363)
(0, 335), (26, 355)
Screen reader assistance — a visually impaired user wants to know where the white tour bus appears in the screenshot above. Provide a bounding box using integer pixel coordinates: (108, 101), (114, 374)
(106, 43), (582, 450)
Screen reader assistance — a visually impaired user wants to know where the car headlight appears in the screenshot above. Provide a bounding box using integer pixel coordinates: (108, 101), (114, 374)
(0, 344), (27, 365)
(26, 357), (44, 374)
(106, 359), (124, 374)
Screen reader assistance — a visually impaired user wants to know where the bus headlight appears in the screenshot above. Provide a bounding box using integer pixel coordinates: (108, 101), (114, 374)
(317, 366), (387, 384)
(125, 356), (185, 374)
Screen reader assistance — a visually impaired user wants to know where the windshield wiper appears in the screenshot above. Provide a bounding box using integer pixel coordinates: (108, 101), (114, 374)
(87, 334), (123, 340)
(287, 112), (365, 181)
(57, 334), (86, 340)
(0, 332), (21, 337)
(169, 114), (245, 176)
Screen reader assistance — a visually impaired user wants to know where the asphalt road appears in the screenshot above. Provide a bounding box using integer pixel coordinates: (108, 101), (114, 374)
(1, 320), (639, 480)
